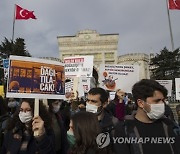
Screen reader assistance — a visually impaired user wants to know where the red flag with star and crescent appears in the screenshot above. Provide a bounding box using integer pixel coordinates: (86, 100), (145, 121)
(169, 0), (180, 10)
(15, 4), (37, 20)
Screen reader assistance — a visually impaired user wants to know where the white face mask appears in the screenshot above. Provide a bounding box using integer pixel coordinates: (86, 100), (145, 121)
(52, 105), (60, 113)
(144, 103), (165, 120)
(86, 103), (98, 113)
(19, 111), (33, 123)
(8, 101), (18, 108)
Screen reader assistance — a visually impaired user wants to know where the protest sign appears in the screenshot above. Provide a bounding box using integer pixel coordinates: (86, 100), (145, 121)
(64, 77), (90, 99)
(156, 80), (172, 96)
(6, 56), (65, 99)
(175, 78), (180, 100)
(99, 64), (140, 93)
(3, 59), (9, 79)
(64, 56), (94, 77)
(80, 77), (91, 93)
(64, 56), (93, 98)
(3, 59), (9, 69)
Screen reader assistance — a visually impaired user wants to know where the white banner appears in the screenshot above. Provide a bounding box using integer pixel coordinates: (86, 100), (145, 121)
(3, 59), (9, 79)
(156, 80), (172, 96)
(64, 56), (94, 77)
(80, 77), (91, 93)
(175, 78), (180, 100)
(99, 64), (140, 93)
(65, 77), (90, 99)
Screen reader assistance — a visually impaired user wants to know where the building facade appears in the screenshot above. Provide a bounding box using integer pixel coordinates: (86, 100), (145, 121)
(57, 29), (150, 80)
(57, 29), (119, 68)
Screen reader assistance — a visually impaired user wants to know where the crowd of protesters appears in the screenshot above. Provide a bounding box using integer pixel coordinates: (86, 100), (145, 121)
(0, 79), (180, 154)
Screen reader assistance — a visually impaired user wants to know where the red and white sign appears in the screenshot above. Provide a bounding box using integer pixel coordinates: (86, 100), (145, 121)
(64, 56), (94, 77)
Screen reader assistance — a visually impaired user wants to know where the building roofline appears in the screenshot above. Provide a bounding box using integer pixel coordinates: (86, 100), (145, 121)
(57, 33), (119, 38)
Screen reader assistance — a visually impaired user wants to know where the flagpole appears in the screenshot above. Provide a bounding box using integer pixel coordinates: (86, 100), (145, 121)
(166, 0), (174, 51)
(12, 4), (16, 43)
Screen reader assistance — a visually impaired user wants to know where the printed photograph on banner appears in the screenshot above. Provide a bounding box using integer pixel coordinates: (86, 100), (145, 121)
(6, 56), (65, 99)
(65, 77), (74, 99)
(3, 59), (9, 68)
(65, 77), (87, 100)
(81, 77), (91, 93)
(64, 56), (94, 77)
(156, 80), (172, 96)
(3, 59), (9, 79)
(99, 64), (140, 93)
(175, 78), (180, 100)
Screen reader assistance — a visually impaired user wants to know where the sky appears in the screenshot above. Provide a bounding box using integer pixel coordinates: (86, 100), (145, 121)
(1, 0), (180, 58)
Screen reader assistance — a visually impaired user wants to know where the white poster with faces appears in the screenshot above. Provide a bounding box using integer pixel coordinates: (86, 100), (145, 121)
(156, 80), (172, 96)
(175, 78), (180, 100)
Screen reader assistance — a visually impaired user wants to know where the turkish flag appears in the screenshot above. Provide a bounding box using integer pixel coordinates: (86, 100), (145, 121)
(15, 5), (37, 20)
(169, 0), (180, 10)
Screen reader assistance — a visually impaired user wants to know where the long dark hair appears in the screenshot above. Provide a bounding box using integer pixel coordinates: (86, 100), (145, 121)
(70, 111), (105, 154)
(7, 98), (52, 131)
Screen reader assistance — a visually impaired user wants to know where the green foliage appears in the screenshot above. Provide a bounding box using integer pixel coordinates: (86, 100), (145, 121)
(150, 47), (180, 80)
(150, 47), (180, 91)
(0, 37), (31, 59)
(0, 37), (31, 84)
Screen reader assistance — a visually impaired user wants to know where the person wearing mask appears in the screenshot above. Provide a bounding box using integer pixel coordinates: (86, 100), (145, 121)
(48, 99), (68, 154)
(86, 87), (119, 153)
(163, 99), (175, 122)
(106, 89), (126, 121)
(0, 97), (19, 148)
(59, 100), (71, 131)
(0, 96), (8, 152)
(7, 98), (20, 117)
(114, 79), (180, 154)
(67, 111), (108, 154)
(0, 96), (8, 117)
(1, 98), (56, 154)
